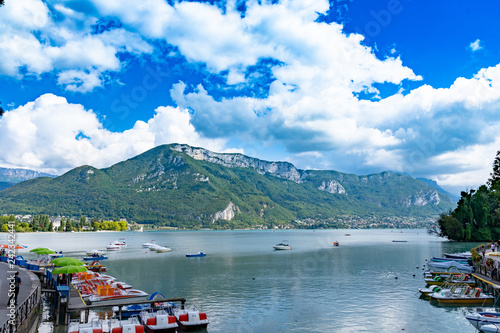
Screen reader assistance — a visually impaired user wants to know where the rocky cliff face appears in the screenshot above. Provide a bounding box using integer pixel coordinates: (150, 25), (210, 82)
(171, 144), (446, 208)
(172, 144), (305, 182)
(0, 167), (55, 183)
(212, 202), (240, 223)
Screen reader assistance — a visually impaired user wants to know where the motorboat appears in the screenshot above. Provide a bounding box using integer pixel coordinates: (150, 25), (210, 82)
(109, 317), (144, 333)
(84, 255), (108, 261)
(88, 287), (148, 305)
(445, 252), (472, 259)
(430, 286), (494, 305)
(67, 318), (103, 333)
(155, 246), (171, 253)
(273, 241), (292, 250)
(333, 241), (339, 246)
(186, 252), (206, 257)
(149, 244), (161, 251)
(430, 256), (472, 265)
(142, 240), (156, 248)
(106, 244), (121, 251)
(85, 249), (105, 256)
(478, 323), (500, 333)
(466, 311), (500, 330)
(140, 309), (178, 333)
(172, 304), (209, 331)
(111, 239), (127, 247)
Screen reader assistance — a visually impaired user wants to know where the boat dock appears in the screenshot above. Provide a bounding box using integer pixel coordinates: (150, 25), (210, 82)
(65, 282), (186, 324)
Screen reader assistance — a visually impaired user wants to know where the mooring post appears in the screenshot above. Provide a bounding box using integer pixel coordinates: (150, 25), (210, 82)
(55, 293), (61, 325)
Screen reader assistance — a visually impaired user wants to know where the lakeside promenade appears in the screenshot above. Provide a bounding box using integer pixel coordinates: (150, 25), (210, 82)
(0, 262), (40, 333)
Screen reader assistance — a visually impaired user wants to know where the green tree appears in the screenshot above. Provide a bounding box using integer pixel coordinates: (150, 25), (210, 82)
(0, 1), (4, 8)
(488, 150), (500, 190)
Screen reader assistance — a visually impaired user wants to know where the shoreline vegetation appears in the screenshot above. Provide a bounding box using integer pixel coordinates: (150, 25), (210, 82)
(0, 212), (437, 232)
(433, 150), (500, 241)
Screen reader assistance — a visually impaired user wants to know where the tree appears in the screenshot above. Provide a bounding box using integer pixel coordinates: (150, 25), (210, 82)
(0, 1), (4, 7)
(488, 150), (500, 190)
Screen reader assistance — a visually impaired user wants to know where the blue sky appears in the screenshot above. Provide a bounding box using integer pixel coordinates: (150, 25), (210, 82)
(1, 0), (500, 195)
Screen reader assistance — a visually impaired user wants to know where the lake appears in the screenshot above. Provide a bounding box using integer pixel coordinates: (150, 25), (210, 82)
(7, 229), (487, 332)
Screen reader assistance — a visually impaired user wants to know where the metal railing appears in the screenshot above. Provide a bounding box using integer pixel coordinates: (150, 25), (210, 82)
(0, 285), (41, 333)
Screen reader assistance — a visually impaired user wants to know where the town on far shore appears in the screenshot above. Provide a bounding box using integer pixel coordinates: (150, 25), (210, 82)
(0, 214), (131, 232)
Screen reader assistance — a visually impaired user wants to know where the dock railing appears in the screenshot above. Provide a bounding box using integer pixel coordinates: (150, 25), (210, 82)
(0, 284), (40, 333)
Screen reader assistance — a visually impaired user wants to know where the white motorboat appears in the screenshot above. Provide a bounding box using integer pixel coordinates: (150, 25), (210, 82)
(479, 323), (500, 333)
(85, 249), (105, 256)
(142, 240), (156, 248)
(172, 304), (209, 331)
(466, 311), (500, 330)
(155, 246), (172, 253)
(149, 244), (161, 251)
(106, 244), (121, 251)
(111, 239), (127, 247)
(140, 309), (178, 333)
(273, 241), (292, 250)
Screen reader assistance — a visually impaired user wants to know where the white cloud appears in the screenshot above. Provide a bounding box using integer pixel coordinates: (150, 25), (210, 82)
(469, 39), (483, 52)
(0, 94), (226, 175)
(0, 0), (152, 91)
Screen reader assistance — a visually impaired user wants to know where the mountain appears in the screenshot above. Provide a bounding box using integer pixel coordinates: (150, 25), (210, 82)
(416, 178), (459, 202)
(0, 144), (455, 228)
(0, 167), (55, 189)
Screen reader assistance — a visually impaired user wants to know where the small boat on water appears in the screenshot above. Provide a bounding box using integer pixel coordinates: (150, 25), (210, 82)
(392, 240), (407, 242)
(273, 241), (292, 250)
(142, 240), (156, 248)
(88, 287), (148, 305)
(85, 249), (105, 256)
(445, 252), (472, 259)
(430, 256), (472, 265)
(83, 255), (108, 261)
(106, 244), (121, 251)
(172, 304), (209, 331)
(426, 260), (474, 273)
(111, 239), (127, 247)
(140, 309), (178, 333)
(430, 286), (494, 305)
(424, 273), (476, 286)
(155, 246), (172, 253)
(479, 323), (500, 332)
(466, 311), (500, 330)
(67, 318), (103, 333)
(109, 317), (143, 333)
(186, 252), (206, 257)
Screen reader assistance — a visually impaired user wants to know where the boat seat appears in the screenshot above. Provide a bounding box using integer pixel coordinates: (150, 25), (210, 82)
(121, 325), (144, 333)
(79, 328), (93, 333)
(156, 315), (176, 326)
(146, 317), (156, 326)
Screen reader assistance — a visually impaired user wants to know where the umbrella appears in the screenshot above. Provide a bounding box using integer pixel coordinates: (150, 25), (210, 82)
(51, 257), (84, 266)
(29, 247), (49, 252)
(34, 249), (56, 255)
(52, 265), (87, 275)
